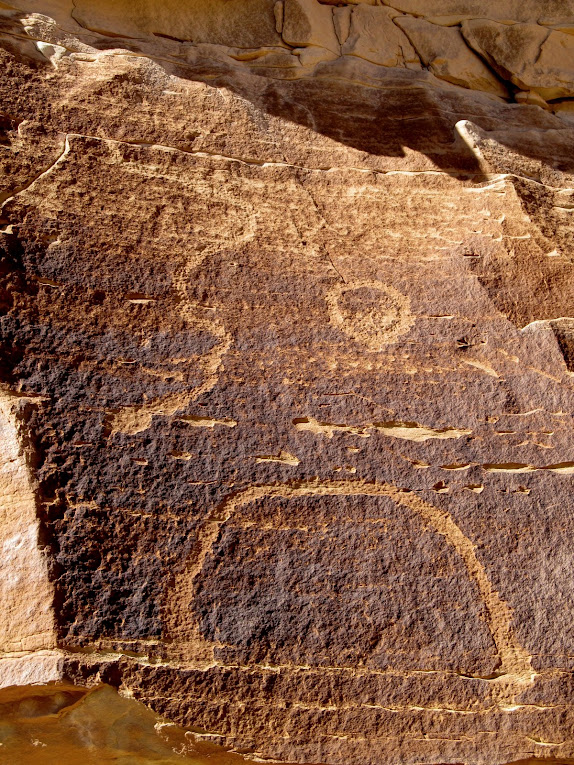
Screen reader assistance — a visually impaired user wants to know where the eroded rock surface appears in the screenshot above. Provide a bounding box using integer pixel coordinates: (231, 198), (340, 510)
(1, 1), (574, 764)
(0, 683), (261, 764)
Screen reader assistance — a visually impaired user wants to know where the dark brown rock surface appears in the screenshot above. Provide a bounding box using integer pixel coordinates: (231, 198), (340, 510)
(1, 1), (574, 763)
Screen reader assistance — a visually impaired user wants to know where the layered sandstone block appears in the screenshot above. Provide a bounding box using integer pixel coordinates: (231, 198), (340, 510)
(1, 0), (574, 763)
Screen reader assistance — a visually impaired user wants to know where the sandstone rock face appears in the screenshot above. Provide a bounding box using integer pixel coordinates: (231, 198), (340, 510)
(377, 0), (574, 26)
(396, 17), (508, 95)
(0, 394), (56, 656)
(1, 1), (574, 764)
(0, 682), (256, 763)
(341, 6), (420, 69)
(462, 20), (574, 101)
(72, 0), (283, 48)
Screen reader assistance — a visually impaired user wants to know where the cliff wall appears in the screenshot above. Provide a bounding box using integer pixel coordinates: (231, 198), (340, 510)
(1, 1), (574, 763)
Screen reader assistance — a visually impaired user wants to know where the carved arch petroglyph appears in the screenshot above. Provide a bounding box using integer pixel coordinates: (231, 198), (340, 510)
(164, 479), (533, 704)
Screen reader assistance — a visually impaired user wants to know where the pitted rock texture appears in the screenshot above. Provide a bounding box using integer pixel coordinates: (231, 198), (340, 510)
(1, 1), (574, 764)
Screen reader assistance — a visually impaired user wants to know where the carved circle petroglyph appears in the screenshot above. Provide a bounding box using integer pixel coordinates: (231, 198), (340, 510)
(326, 280), (415, 350)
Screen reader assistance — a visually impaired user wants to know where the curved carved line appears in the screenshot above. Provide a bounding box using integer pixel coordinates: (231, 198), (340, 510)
(165, 479), (534, 701)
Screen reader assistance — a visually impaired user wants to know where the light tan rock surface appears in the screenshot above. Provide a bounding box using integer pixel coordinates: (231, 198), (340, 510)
(72, 0), (283, 48)
(378, 0), (574, 26)
(462, 20), (574, 101)
(396, 17), (508, 95)
(341, 6), (419, 68)
(0, 393), (56, 655)
(1, 1), (574, 764)
(0, 682), (263, 764)
(281, 0), (340, 53)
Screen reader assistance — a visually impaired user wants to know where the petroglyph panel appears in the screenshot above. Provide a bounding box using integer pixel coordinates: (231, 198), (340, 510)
(2, 1), (574, 763)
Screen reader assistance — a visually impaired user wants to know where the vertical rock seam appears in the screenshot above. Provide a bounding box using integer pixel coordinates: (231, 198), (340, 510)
(0, 392), (57, 675)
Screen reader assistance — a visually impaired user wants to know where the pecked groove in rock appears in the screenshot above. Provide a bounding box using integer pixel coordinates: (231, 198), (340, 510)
(0, 134), (69, 208)
(165, 479), (534, 697)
